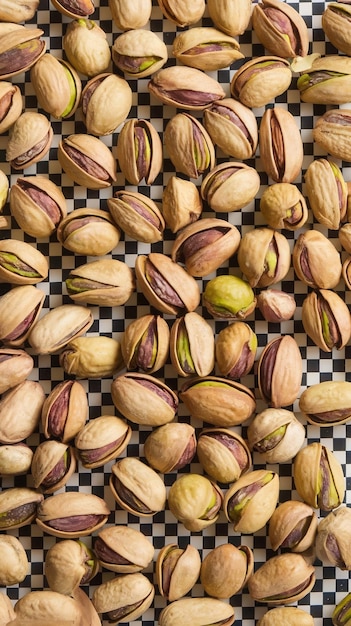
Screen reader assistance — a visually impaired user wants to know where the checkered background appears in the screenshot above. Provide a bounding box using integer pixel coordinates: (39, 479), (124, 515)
(1, 0), (351, 623)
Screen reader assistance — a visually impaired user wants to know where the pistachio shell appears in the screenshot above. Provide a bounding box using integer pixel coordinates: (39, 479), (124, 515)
(197, 427), (252, 484)
(173, 27), (243, 71)
(0, 82), (22, 134)
(60, 336), (124, 379)
(31, 440), (76, 493)
(0, 285), (45, 347)
(10, 590), (83, 624)
(81, 73), (132, 136)
(200, 543), (253, 599)
(322, 3), (351, 56)
(162, 176), (203, 233)
(313, 109), (351, 162)
(95, 525), (154, 573)
(248, 553), (316, 604)
(258, 335), (302, 408)
(92, 573), (155, 623)
(63, 19), (110, 77)
(0, 239), (48, 285)
(237, 228), (291, 289)
(299, 381), (351, 427)
(108, 0), (152, 30)
(164, 112), (215, 179)
(6, 112), (53, 170)
(223, 469), (279, 533)
(116, 118), (162, 185)
(28, 304), (93, 355)
(201, 161), (260, 213)
(0, 380), (45, 444)
(257, 289), (296, 323)
(260, 183), (308, 230)
(0, 348), (34, 394)
(30, 54), (81, 119)
(148, 65), (225, 110)
(36, 491), (110, 538)
(41, 380), (88, 443)
(248, 408), (305, 464)
(203, 98), (258, 160)
(10, 176), (67, 238)
(305, 159), (347, 229)
(0, 592), (15, 624)
(268, 500), (318, 553)
(158, 0), (205, 26)
(0, 487), (43, 530)
(51, 0), (94, 19)
(298, 55), (351, 105)
(66, 258), (135, 307)
(252, 0), (309, 57)
(0, 0), (39, 23)
(257, 607), (315, 625)
(107, 190), (165, 243)
(259, 107), (303, 183)
(144, 422), (196, 473)
(301, 289), (351, 352)
(74, 415), (131, 469)
(58, 134), (117, 189)
(57, 208), (120, 255)
(0, 24), (46, 80)
(121, 314), (170, 374)
(110, 457), (166, 516)
(157, 543), (201, 601)
(315, 506), (351, 569)
(207, 0), (251, 36)
(159, 597), (235, 626)
(0, 443), (33, 476)
(169, 312), (215, 377)
(112, 29), (168, 78)
(215, 321), (257, 379)
(167, 473), (223, 531)
(45, 539), (98, 596)
(231, 56), (292, 108)
(293, 442), (345, 510)
(0, 535), (28, 586)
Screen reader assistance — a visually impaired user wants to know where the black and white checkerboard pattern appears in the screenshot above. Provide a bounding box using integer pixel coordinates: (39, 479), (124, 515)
(1, 0), (351, 624)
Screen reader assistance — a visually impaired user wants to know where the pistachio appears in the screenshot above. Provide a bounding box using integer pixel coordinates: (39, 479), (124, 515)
(201, 161), (260, 213)
(297, 55), (351, 104)
(313, 108), (351, 162)
(301, 289), (351, 352)
(0, 487), (43, 530)
(107, 190), (165, 243)
(215, 321), (257, 380)
(74, 415), (131, 469)
(60, 336), (124, 379)
(157, 0), (205, 26)
(259, 107), (303, 183)
(224, 469), (279, 533)
(0, 285), (45, 347)
(148, 65), (225, 110)
(92, 573), (155, 624)
(164, 112), (215, 179)
(0, 239), (48, 285)
(45, 539), (98, 595)
(31, 440), (76, 494)
(108, 0), (152, 30)
(81, 72), (132, 136)
(315, 506), (351, 570)
(0, 443), (33, 476)
(197, 427), (251, 484)
(257, 289), (296, 323)
(0, 348), (34, 395)
(6, 111), (53, 170)
(0, 23), (45, 80)
(299, 380), (351, 427)
(112, 29), (167, 78)
(333, 593), (351, 626)
(116, 118), (162, 185)
(173, 27), (243, 71)
(230, 56), (293, 108)
(94, 525), (154, 574)
(200, 543), (253, 599)
(31, 54), (81, 119)
(340, 223), (351, 254)
(65, 258), (135, 307)
(0, 380), (45, 444)
(0, 82), (22, 134)
(0, 535), (28, 586)
(10, 175), (67, 238)
(252, 0), (309, 58)
(121, 314), (170, 374)
(322, 3), (351, 56)
(58, 208), (120, 255)
(238, 228), (291, 288)
(0, 0), (39, 23)
(293, 231), (341, 289)
(168, 473), (223, 531)
(58, 134), (117, 189)
(0, 170), (8, 212)
(260, 183), (308, 230)
(343, 255), (351, 289)
(10, 590), (83, 624)
(51, 0), (94, 18)
(207, 0), (251, 36)
(203, 98), (258, 160)
(156, 543), (201, 601)
(144, 423), (196, 473)
(159, 597), (235, 626)
(258, 607), (315, 625)
(162, 176), (203, 233)
(0, 593), (14, 624)
(305, 158), (347, 229)
(258, 335), (302, 408)
(36, 491), (110, 538)
(248, 553), (315, 604)
(28, 304), (93, 355)
(248, 408), (305, 463)
(63, 18), (110, 77)
(202, 274), (256, 320)
(110, 457), (166, 516)
(268, 500), (318, 553)
(41, 379), (88, 443)
(293, 442), (345, 511)
(170, 312), (215, 377)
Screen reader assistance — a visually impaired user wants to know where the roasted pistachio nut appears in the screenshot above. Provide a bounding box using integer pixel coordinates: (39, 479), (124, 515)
(58, 207), (120, 255)
(203, 274), (256, 320)
(258, 607), (315, 625)
(58, 134), (117, 189)
(110, 457), (166, 516)
(117, 119), (162, 186)
(180, 376), (256, 427)
(300, 381), (351, 427)
(107, 190), (165, 244)
(0, 380), (44, 444)
(0, 487), (43, 530)
(95, 525), (154, 574)
(207, 0), (251, 36)
(10, 175), (67, 238)
(157, 543), (201, 601)
(0, 0), (39, 22)
(51, 0), (94, 18)
(28, 304), (93, 355)
(260, 107), (303, 183)
(164, 113), (215, 179)
(315, 506), (351, 569)
(257, 289), (296, 323)
(10, 590), (83, 624)
(6, 111), (53, 171)
(121, 314), (170, 375)
(342, 256), (351, 290)
(171, 218), (240, 278)
(173, 27), (243, 72)
(0, 285), (44, 347)
(30, 54), (81, 120)
(112, 29), (167, 79)
(293, 231), (341, 289)
(197, 427), (251, 484)
(31, 440), (76, 494)
(333, 592), (351, 626)
(0, 535), (28, 586)
(0, 82), (22, 135)
(322, 3), (351, 55)
(0, 239), (48, 286)
(148, 65), (225, 110)
(60, 336), (124, 379)
(63, 19), (110, 77)
(81, 73), (132, 136)
(0, 592), (15, 624)
(159, 597), (235, 626)
(269, 500), (318, 553)
(74, 415), (131, 469)
(340, 223), (351, 254)
(305, 159), (347, 229)
(294, 442), (345, 511)
(108, 0), (152, 30)
(230, 56), (292, 109)
(223, 469), (279, 533)
(297, 55), (351, 105)
(66, 259), (135, 307)
(157, 0), (205, 26)
(162, 176), (203, 233)
(45, 539), (98, 596)
(92, 573), (154, 624)
(41, 379), (88, 443)
(144, 423), (196, 473)
(248, 553), (315, 605)
(111, 372), (178, 427)
(0, 170), (8, 212)
(203, 98), (258, 160)
(252, 0), (309, 58)
(0, 348), (33, 395)
(313, 109), (351, 162)
(201, 161), (260, 213)
(170, 311), (214, 378)
(0, 23), (45, 80)
(0, 443), (33, 476)
(237, 228), (291, 289)
(168, 473), (223, 532)
(135, 252), (200, 316)
(200, 543), (253, 599)
(215, 321), (257, 380)
(248, 408), (305, 464)
(260, 183), (308, 230)
(36, 491), (110, 538)
(301, 289), (351, 352)
(258, 335), (302, 408)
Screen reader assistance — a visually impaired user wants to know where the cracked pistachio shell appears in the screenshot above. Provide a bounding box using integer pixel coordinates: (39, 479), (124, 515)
(203, 275), (256, 321)
(10, 590), (83, 625)
(298, 55), (351, 105)
(248, 553), (315, 605)
(10, 176), (67, 238)
(293, 230), (341, 289)
(111, 372), (178, 426)
(0, 535), (28, 586)
(171, 218), (240, 277)
(162, 176), (203, 234)
(301, 289), (351, 352)
(215, 321), (257, 379)
(63, 19), (110, 77)
(238, 228), (291, 288)
(201, 161), (260, 213)
(231, 56), (292, 109)
(107, 190), (165, 243)
(31, 440), (76, 494)
(165, 113), (215, 179)
(148, 65), (225, 110)
(60, 336), (124, 379)
(108, 0), (152, 30)
(258, 335), (302, 408)
(293, 442), (345, 511)
(66, 258), (135, 307)
(168, 473), (223, 532)
(170, 311), (214, 378)
(112, 29), (167, 78)
(95, 525), (154, 574)
(299, 381), (351, 427)
(197, 427), (251, 484)
(30, 54), (81, 119)
(248, 408), (305, 464)
(180, 376), (256, 427)
(0, 285), (45, 347)
(252, 0), (309, 58)
(36, 491), (110, 538)
(0, 487), (43, 530)
(269, 500), (318, 553)
(173, 27), (243, 72)
(92, 573), (154, 624)
(260, 107), (303, 183)
(158, 0), (205, 26)
(74, 415), (131, 469)
(0, 82), (22, 134)
(58, 134), (117, 189)
(110, 457), (166, 516)
(57, 208), (120, 255)
(6, 111), (53, 171)
(28, 304), (93, 355)
(0, 593), (15, 624)
(45, 539), (98, 596)
(117, 118), (162, 185)
(224, 469), (279, 533)
(315, 506), (351, 569)
(51, 0), (94, 19)
(159, 597), (235, 626)
(342, 253), (351, 290)
(203, 98), (258, 160)
(322, 3), (351, 55)
(0, 239), (48, 285)
(0, 443), (33, 476)
(0, 380), (44, 444)
(0, 170), (8, 212)
(200, 543), (253, 599)
(0, 23), (45, 80)
(305, 159), (347, 230)
(257, 289), (296, 323)
(121, 314), (170, 375)
(207, 0), (251, 36)
(135, 252), (200, 316)
(313, 109), (351, 162)
(0, 0), (39, 22)
(258, 607), (315, 625)
(82, 73), (132, 136)
(0, 348), (33, 394)
(144, 423), (196, 473)
(260, 183), (308, 230)
(41, 380), (88, 443)
(157, 543), (201, 602)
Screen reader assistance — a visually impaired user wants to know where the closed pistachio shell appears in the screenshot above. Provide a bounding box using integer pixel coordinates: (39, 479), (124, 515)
(238, 228), (291, 289)
(252, 0), (309, 58)
(0, 239), (48, 285)
(200, 543), (253, 599)
(144, 422), (196, 473)
(301, 289), (351, 352)
(51, 0), (94, 19)
(45, 539), (98, 596)
(248, 408), (305, 464)
(148, 65), (225, 110)
(112, 29), (168, 78)
(0, 487), (43, 530)
(0, 82), (22, 134)
(159, 597), (235, 626)
(0, 285), (45, 347)
(0, 592), (15, 624)
(81, 73), (132, 136)
(268, 500), (318, 553)
(215, 321), (257, 379)
(0, 23), (45, 80)
(10, 176), (67, 238)
(322, 3), (351, 56)
(260, 183), (308, 230)
(207, 0), (251, 36)
(110, 457), (166, 516)
(0, 0), (39, 23)
(30, 54), (81, 119)
(299, 380), (351, 427)
(121, 314), (170, 374)
(6, 111), (53, 170)
(60, 336), (124, 379)
(108, 0), (152, 30)
(259, 107), (303, 183)
(165, 113), (215, 179)
(10, 590), (83, 624)
(63, 19), (110, 77)
(203, 98), (258, 160)
(305, 159), (347, 230)
(94, 525), (154, 573)
(116, 118), (162, 186)
(258, 335), (302, 408)
(36, 491), (110, 538)
(297, 55), (351, 105)
(248, 553), (315, 604)
(158, 0), (205, 26)
(31, 440), (76, 494)
(92, 573), (155, 624)
(293, 229), (341, 289)
(315, 506), (351, 569)
(0, 443), (33, 476)
(28, 304), (93, 355)
(0, 535), (28, 586)
(0, 380), (45, 444)
(107, 190), (165, 243)
(293, 442), (345, 511)
(201, 161), (260, 213)
(41, 380), (88, 443)
(257, 289), (296, 323)
(197, 427), (251, 484)
(313, 108), (351, 162)
(0, 348), (34, 394)
(341, 223), (351, 254)
(173, 27), (243, 71)
(0, 170), (8, 213)
(66, 258), (135, 307)
(168, 473), (223, 531)
(156, 543), (201, 601)
(162, 176), (203, 233)
(170, 312), (215, 377)
(74, 415), (131, 469)
(58, 134), (117, 189)
(257, 607), (315, 625)
(223, 469), (279, 533)
(231, 56), (292, 108)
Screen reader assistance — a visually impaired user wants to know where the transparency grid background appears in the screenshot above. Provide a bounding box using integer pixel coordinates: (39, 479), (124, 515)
(1, 0), (351, 624)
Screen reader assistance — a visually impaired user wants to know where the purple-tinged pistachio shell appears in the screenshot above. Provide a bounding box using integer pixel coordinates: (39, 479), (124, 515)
(31, 440), (76, 494)
(116, 118), (162, 186)
(95, 526), (154, 574)
(0, 82), (22, 134)
(0, 238), (49, 285)
(148, 65), (225, 110)
(203, 98), (258, 160)
(268, 500), (318, 553)
(112, 29), (168, 78)
(58, 134), (117, 189)
(200, 543), (253, 599)
(121, 314), (170, 375)
(316, 506), (351, 570)
(41, 379), (88, 443)
(0, 285), (45, 347)
(257, 289), (296, 323)
(252, 0), (309, 58)
(0, 23), (46, 80)
(0, 380), (44, 444)
(0, 487), (43, 530)
(164, 112), (215, 179)
(81, 72), (132, 136)
(293, 230), (342, 289)
(36, 491), (110, 538)
(223, 469), (279, 533)
(230, 56), (292, 108)
(301, 289), (351, 352)
(258, 335), (302, 408)
(248, 553), (315, 605)
(0, 348), (34, 395)
(10, 176), (67, 238)
(248, 408), (305, 464)
(45, 539), (98, 596)
(293, 442), (345, 511)
(144, 422), (196, 473)
(168, 473), (223, 532)
(74, 415), (131, 469)
(108, 190), (165, 244)
(170, 312), (214, 378)
(110, 457), (166, 517)
(52, 0), (94, 19)
(215, 321), (257, 379)
(6, 111), (53, 171)
(197, 427), (252, 484)
(259, 106), (303, 183)
(299, 381), (351, 427)
(92, 573), (155, 624)
(156, 543), (201, 601)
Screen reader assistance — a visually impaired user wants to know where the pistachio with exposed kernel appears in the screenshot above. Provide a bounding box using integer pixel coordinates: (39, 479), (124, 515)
(0, 285), (45, 347)
(66, 259), (135, 307)
(164, 112), (215, 179)
(238, 228), (291, 288)
(162, 176), (203, 233)
(112, 29), (168, 78)
(230, 56), (293, 108)
(322, 3), (351, 56)
(156, 543), (201, 601)
(260, 106), (304, 183)
(94, 526), (154, 574)
(248, 553), (315, 604)
(315, 506), (351, 570)
(215, 321), (257, 379)
(0, 82), (22, 134)
(57, 208), (120, 255)
(148, 65), (225, 110)
(293, 230), (342, 289)
(201, 161), (260, 213)
(36, 491), (110, 538)
(200, 543), (253, 599)
(0, 23), (45, 80)
(6, 111), (53, 171)
(299, 380), (351, 427)
(31, 440), (76, 494)
(297, 55), (351, 105)
(333, 592), (351, 626)
(301, 289), (351, 352)
(248, 408), (305, 464)
(30, 54), (81, 119)
(293, 442), (345, 511)
(81, 73), (132, 136)
(110, 457), (166, 516)
(269, 500), (318, 553)
(74, 415), (131, 469)
(258, 336), (302, 408)
(45, 539), (98, 596)
(173, 27), (243, 71)
(0, 348), (34, 395)
(58, 134), (117, 189)
(0, 487), (43, 530)
(0, 239), (48, 285)
(144, 423), (196, 473)
(203, 275), (256, 320)
(313, 109), (351, 162)
(107, 190), (165, 243)
(257, 289), (296, 323)
(168, 473), (223, 531)
(92, 573), (155, 624)
(122, 314), (170, 375)
(10, 176), (67, 238)
(197, 428), (251, 484)
(305, 159), (347, 229)
(203, 98), (258, 160)
(63, 18), (110, 77)
(224, 469), (279, 533)
(252, 0), (309, 58)
(51, 0), (94, 19)
(41, 380), (88, 443)
(170, 311), (214, 377)
(117, 118), (162, 186)
(28, 304), (93, 355)
(260, 183), (308, 230)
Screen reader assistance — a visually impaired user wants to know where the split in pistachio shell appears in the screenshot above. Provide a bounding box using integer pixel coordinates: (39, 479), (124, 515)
(148, 65), (225, 111)
(0, 238), (48, 286)
(340, 223), (351, 255)
(108, 0), (152, 30)
(58, 134), (117, 190)
(30, 54), (81, 120)
(200, 543), (253, 599)
(0, 348), (34, 395)
(322, 3), (351, 56)
(0, 0), (39, 23)
(92, 572), (155, 624)
(313, 108), (351, 163)
(45, 538), (98, 596)
(10, 176), (67, 239)
(293, 230), (342, 289)
(63, 19), (110, 77)
(268, 500), (318, 553)
(301, 289), (351, 352)
(258, 607), (315, 626)
(65, 258), (135, 307)
(203, 275), (256, 321)
(116, 118), (162, 186)
(121, 314), (170, 375)
(315, 506), (351, 570)
(0, 487), (43, 530)
(258, 335), (302, 408)
(168, 473), (223, 532)
(144, 422), (196, 474)
(0, 535), (28, 586)
(156, 543), (201, 601)
(170, 312), (214, 378)
(28, 304), (93, 355)
(300, 381), (351, 427)
(238, 228), (291, 289)
(173, 27), (243, 72)
(109, 457), (166, 517)
(0, 23), (46, 80)
(9, 589), (83, 625)
(293, 442), (345, 511)
(112, 29), (168, 78)
(248, 553), (316, 605)
(107, 190), (165, 244)
(159, 597), (235, 626)
(36, 491), (110, 538)
(305, 158), (347, 229)
(31, 440), (76, 494)
(58, 208), (120, 256)
(6, 111), (53, 171)
(230, 56), (293, 109)
(162, 176), (203, 234)
(333, 592), (351, 626)
(60, 336), (124, 379)
(248, 408), (305, 464)
(197, 427), (251, 484)
(207, 0), (253, 36)
(157, 0), (205, 26)
(252, 0), (309, 58)
(164, 112), (215, 179)
(257, 289), (296, 323)
(0, 380), (45, 444)
(51, 0), (94, 19)
(203, 98), (258, 160)
(74, 415), (131, 469)
(0, 443), (33, 477)
(297, 55), (351, 105)
(215, 321), (257, 380)
(201, 161), (260, 213)
(180, 376), (256, 428)
(81, 73), (133, 136)
(41, 379), (88, 444)
(260, 183), (308, 231)
(0, 285), (45, 347)
(259, 107), (303, 184)
(0, 82), (22, 135)
(94, 525), (154, 574)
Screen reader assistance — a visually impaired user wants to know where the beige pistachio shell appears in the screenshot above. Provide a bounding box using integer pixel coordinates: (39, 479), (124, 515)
(82, 73), (132, 136)
(63, 19), (110, 77)
(144, 422), (196, 473)
(200, 543), (253, 599)
(343, 255), (351, 290)
(197, 427), (251, 485)
(0, 24), (46, 80)
(215, 321), (257, 379)
(293, 230), (342, 289)
(258, 336), (302, 408)
(268, 500), (318, 553)
(0, 592), (15, 624)
(58, 208), (120, 256)
(322, 3), (351, 55)
(0, 285), (45, 347)
(207, 0), (251, 36)
(313, 109), (351, 162)
(203, 98), (258, 160)
(248, 408), (305, 464)
(10, 590), (83, 624)
(223, 469), (279, 533)
(339, 223), (351, 254)
(36, 491), (110, 538)
(157, 543), (201, 602)
(121, 314), (170, 374)
(315, 506), (351, 569)
(28, 304), (93, 355)
(305, 159), (347, 230)
(0, 535), (28, 586)
(10, 175), (67, 238)
(45, 539), (98, 595)
(42, 380), (88, 443)
(0, 487), (43, 530)
(257, 607), (315, 626)
(31, 440), (76, 494)
(0, 380), (44, 444)
(260, 107), (303, 183)
(58, 134), (117, 189)
(116, 118), (162, 185)
(30, 54), (81, 119)
(173, 27), (243, 71)
(237, 228), (291, 288)
(167, 473), (223, 532)
(201, 161), (260, 213)
(252, 0), (309, 57)
(162, 176), (203, 233)
(301, 289), (351, 352)
(164, 113), (215, 179)
(148, 65), (225, 110)
(0, 0), (39, 23)
(66, 258), (135, 307)
(107, 190), (165, 243)
(158, 0), (205, 26)
(257, 289), (296, 323)
(112, 29), (168, 78)
(0, 82), (22, 134)
(231, 56), (292, 108)
(110, 457), (166, 516)
(0, 348), (34, 394)
(248, 553), (315, 604)
(74, 415), (131, 469)
(0, 443), (33, 476)
(92, 573), (154, 622)
(51, 0), (94, 18)
(293, 442), (345, 510)
(6, 111), (53, 170)
(299, 381), (351, 427)
(108, 0), (152, 30)
(73, 586), (118, 626)
(260, 183), (308, 230)
(298, 55), (351, 104)
(95, 525), (154, 573)
(60, 336), (124, 379)
(159, 597), (235, 626)
(0, 238), (49, 285)
(170, 312), (215, 377)
(0, 170), (9, 213)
